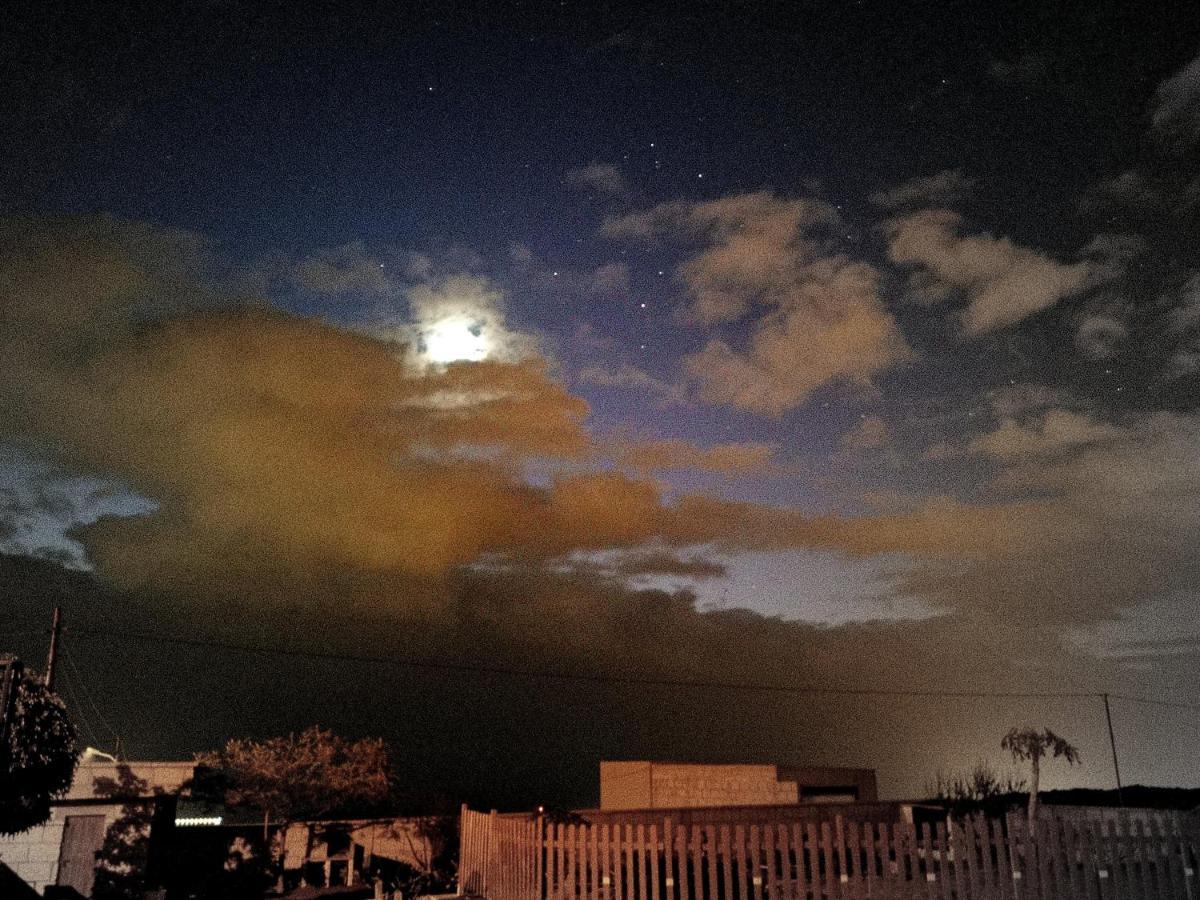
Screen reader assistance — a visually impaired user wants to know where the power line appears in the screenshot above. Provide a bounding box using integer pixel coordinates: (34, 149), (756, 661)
(68, 626), (1200, 710)
(55, 665), (102, 750)
(61, 644), (123, 753)
(1107, 692), (1200, 711)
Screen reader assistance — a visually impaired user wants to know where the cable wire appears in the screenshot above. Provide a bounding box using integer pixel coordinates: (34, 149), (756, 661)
(61, 644), (123, 751)
(67, 626), (1200, 710)
(56, 665), (103, 750)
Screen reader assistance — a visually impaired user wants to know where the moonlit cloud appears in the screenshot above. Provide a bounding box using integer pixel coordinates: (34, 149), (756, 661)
(966, 409), (1127, 459)
(682, 256), (910, 415)
(576, 364), (690, 407)
(290, 241), (397, 296)
(869, 170), (975, 210)
(613, 437), (779, 474)
(606, 192), (910, 414)
(382, 271), (539, 366)
(885, 209), (1103, 335)
(840, 415), (890, 451)
(565, 162), (630, 197)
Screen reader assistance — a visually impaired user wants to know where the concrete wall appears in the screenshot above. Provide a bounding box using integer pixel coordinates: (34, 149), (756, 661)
(601, 762), (799, 810)
(0, 760), (194, 895)
(599, 761), (878, 811)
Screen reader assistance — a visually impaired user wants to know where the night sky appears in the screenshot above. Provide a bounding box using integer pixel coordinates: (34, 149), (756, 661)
(2, 1), (1200, 808)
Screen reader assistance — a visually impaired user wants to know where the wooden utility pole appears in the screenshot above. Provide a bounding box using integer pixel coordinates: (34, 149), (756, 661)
(44, 606), (62, 691)
(1103, 693), (1125, 807)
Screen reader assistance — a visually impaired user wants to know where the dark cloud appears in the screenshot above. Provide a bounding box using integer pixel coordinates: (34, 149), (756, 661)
(1151, 51), (1200, 154)
(1074, 314), (1129, 360)
(576, 364), (689, 408)
(988, 52), (1050, 86)
(565, 162), (630, 197)
(869, 170), (975, 211)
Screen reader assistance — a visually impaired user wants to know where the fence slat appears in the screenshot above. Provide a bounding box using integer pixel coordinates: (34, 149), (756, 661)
(902, 821), (922, 900)
(648, 824), (660, 900)
(700, 825), (716, 900)
(746, 825), (761, 900)
(1096, 819), (1118, 900)
(1056, 816), (1075, 900)
(734, 824), (747, 900)
(635, 824), (647, 900)
(1061, 814), (1085, 900)
(674, 825), (688, 900)
(934, 820), (953, 900)
(663, 819), (675, 900)
(686, 830), (700, 900)
(765, 821), (780, 900)
(918, 820), (934, 900)
(1154, 815), (1183, 900)
(787, 822), (804, 900)
(1110, 817), (1134, 900)
(820, 821), (836, 900)
(865, 822), (884, 900)
(721, 825), (734, 900)
(615, 823), (625, 900)
(844, 820), (861, 898)
(778, 822), (794, 900)
(1137, 816), (1159, 900)
(628, 824), (639, 900)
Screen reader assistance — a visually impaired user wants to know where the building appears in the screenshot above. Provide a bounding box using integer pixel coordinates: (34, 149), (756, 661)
(0, 752), (194, 896)
(599, 760), (879, 811)
(278, 816), (443, 890)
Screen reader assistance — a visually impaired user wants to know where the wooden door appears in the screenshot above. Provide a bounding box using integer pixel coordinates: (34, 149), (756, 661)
(57, 814), (107, 896)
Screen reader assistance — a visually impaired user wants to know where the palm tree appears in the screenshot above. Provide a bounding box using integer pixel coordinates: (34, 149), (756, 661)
(1001, 726), (1080, 826)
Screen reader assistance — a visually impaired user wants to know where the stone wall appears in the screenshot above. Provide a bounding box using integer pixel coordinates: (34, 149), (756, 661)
(0, 816), (69, 894)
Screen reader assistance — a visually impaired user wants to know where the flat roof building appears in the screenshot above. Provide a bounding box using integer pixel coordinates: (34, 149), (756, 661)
(599, 761), (878, 811)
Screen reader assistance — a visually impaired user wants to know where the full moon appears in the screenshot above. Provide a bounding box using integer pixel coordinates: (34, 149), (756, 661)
(422, 315), (491, 363)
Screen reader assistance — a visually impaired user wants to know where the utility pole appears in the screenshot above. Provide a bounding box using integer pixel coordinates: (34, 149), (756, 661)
(44, 606), (62, 691)
(1103, 693), (1125, 807)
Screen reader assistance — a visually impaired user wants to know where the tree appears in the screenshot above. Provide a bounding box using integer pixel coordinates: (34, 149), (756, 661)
(0, 671), (80, 835)
(195, 727), (391, 882)
(90, 766), (156, 900)
(927, 760), (1026, 819)
(1001, 726), (1080, 825)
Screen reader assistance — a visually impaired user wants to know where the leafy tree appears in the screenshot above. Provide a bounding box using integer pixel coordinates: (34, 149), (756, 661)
(195, 727), (391, 883)
(197, 726), (390, 826)
(1001, 726), (1080, 825)
(0, 671), (79, 834)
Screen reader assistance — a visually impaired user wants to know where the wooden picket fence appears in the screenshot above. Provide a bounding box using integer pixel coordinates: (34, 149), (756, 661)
(459, 805), (1200, 899)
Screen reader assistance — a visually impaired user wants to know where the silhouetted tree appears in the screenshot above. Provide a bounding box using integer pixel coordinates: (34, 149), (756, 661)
(0, 672), (79, 834)
(91, 766), (154, 900)
(1002, 726), (1080, 825)
(927, 760), (1026, 819)
(195, 727), (390, 884)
